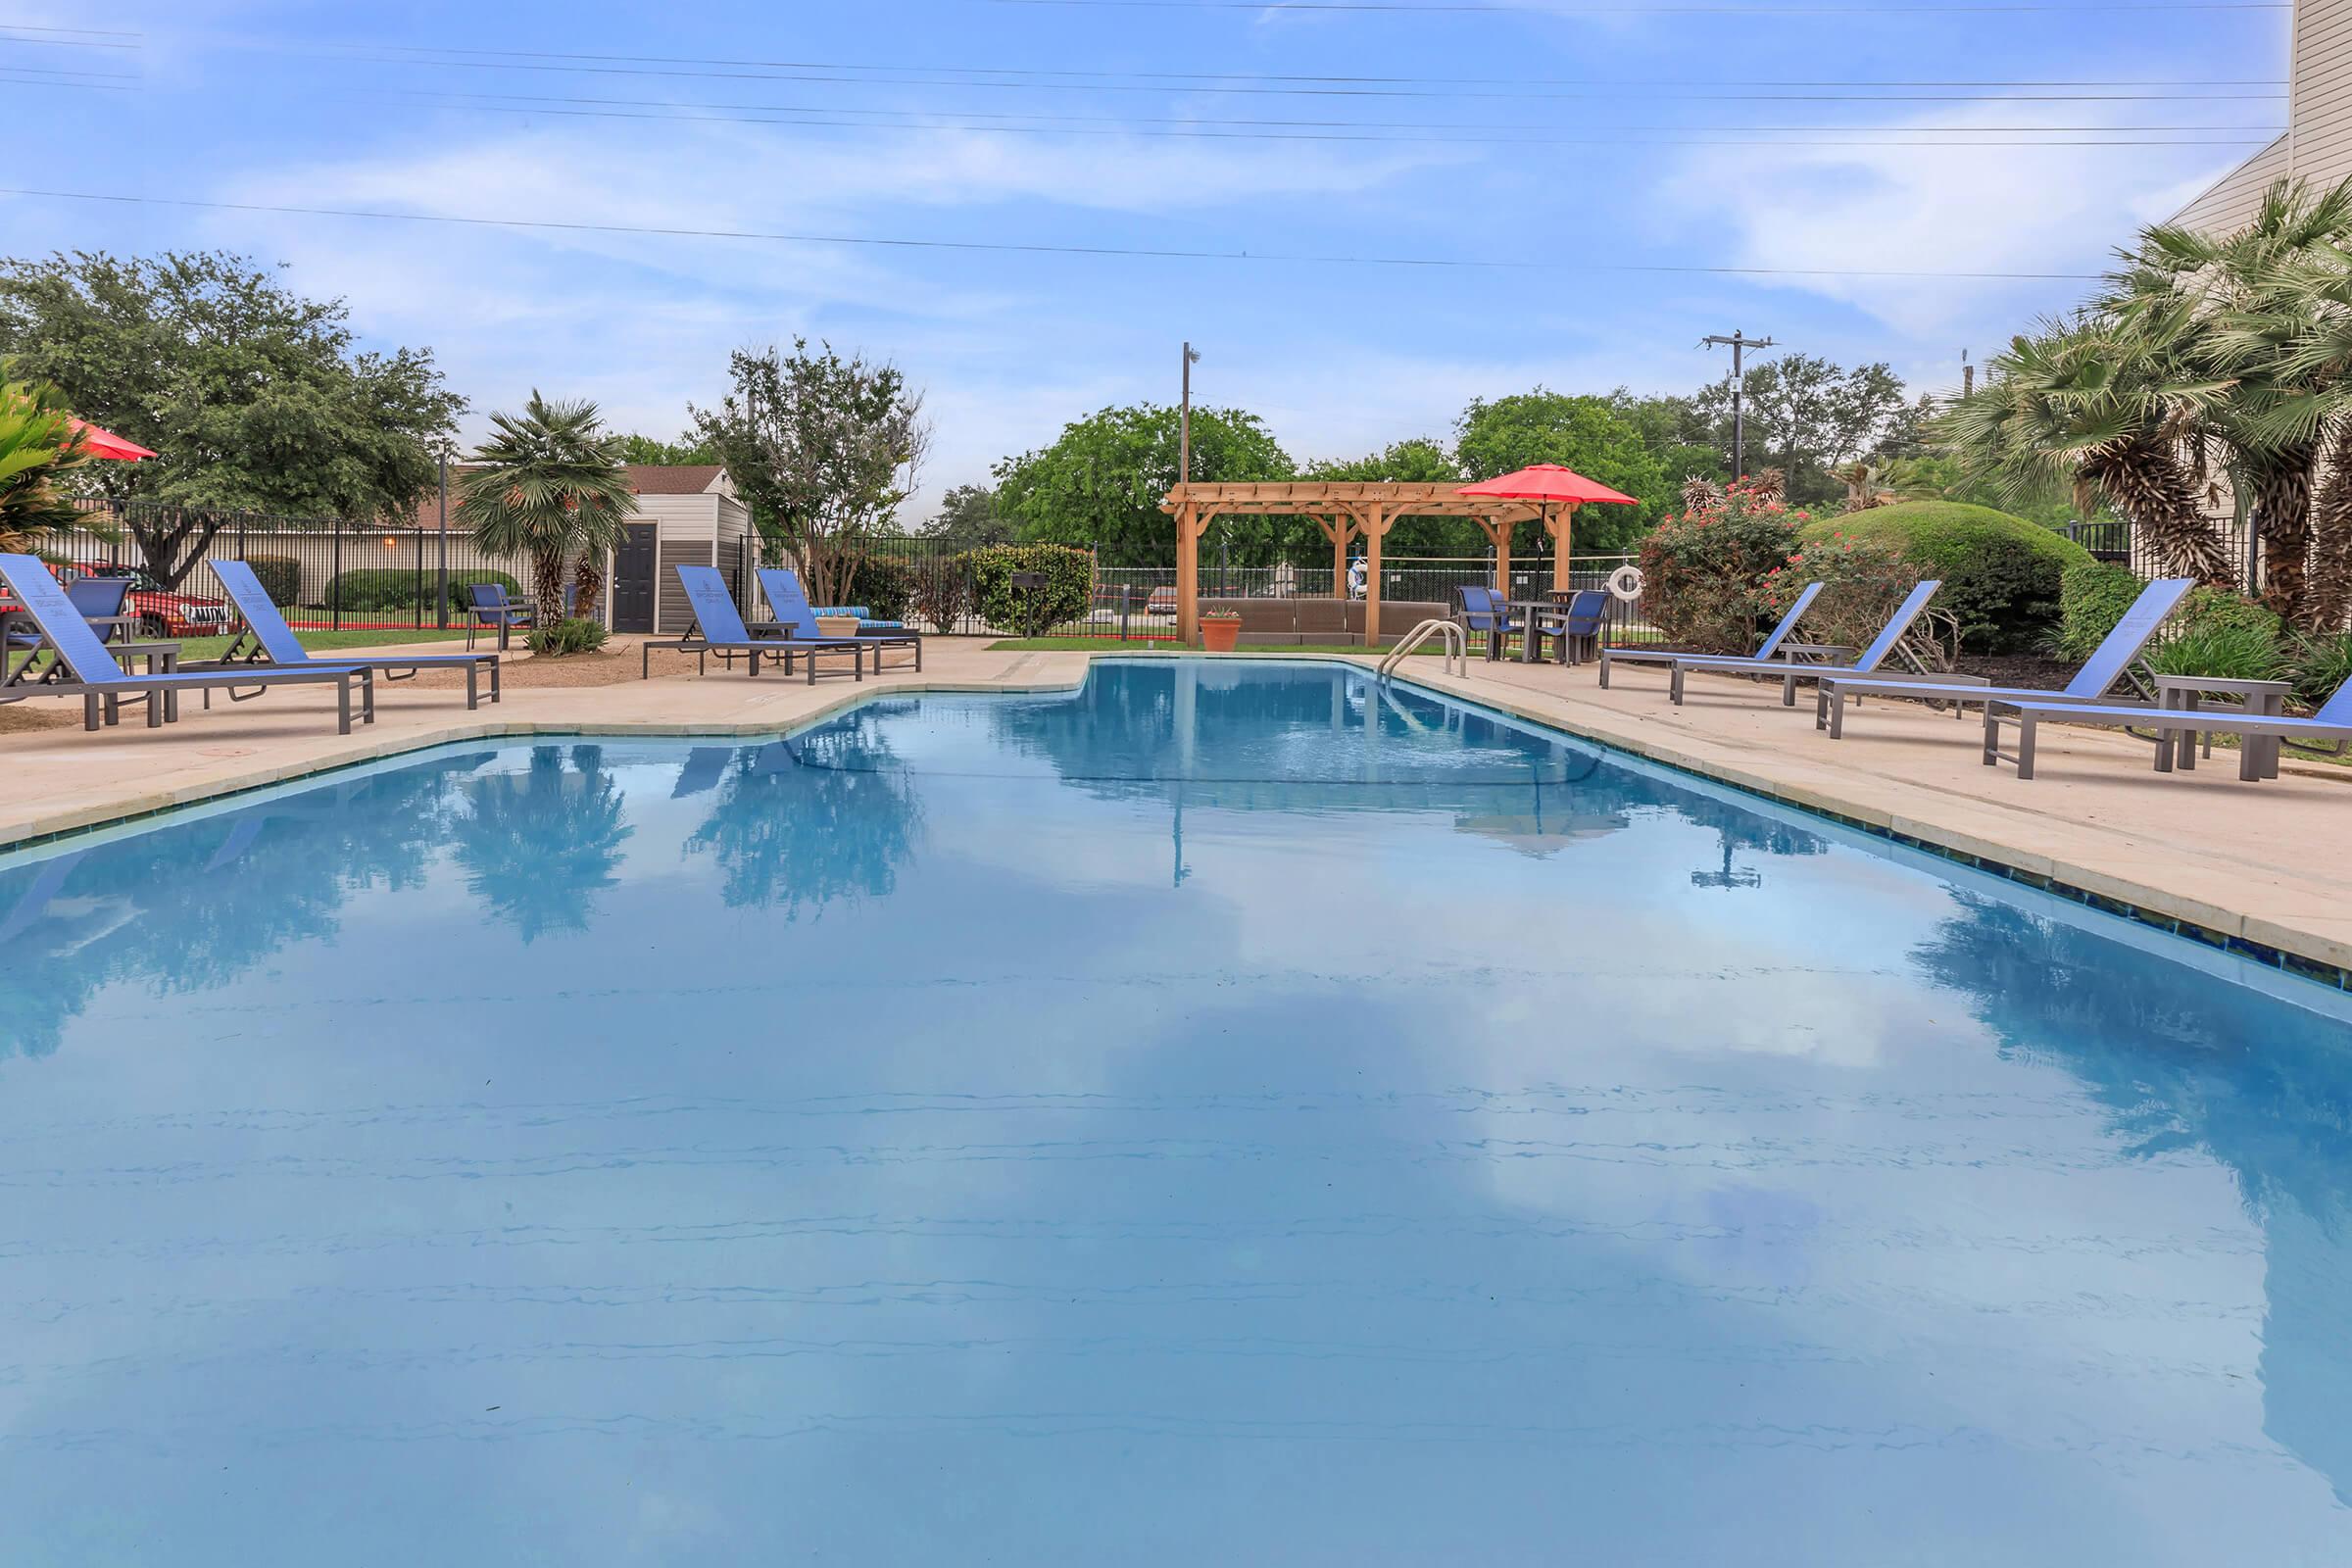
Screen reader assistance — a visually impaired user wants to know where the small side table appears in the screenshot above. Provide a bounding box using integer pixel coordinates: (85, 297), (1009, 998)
(2154, 674), (2290, 779)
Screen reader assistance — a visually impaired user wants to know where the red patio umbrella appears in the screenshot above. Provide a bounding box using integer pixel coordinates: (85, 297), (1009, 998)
(67, 417), (157, 462)
(1456, 464), (1639, 593)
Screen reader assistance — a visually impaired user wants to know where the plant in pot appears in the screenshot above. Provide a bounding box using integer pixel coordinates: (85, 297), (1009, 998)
(1200, 610), (1244, 653)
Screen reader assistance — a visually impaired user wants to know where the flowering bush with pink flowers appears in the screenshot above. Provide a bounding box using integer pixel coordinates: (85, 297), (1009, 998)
(1635, 480), (1807, 653)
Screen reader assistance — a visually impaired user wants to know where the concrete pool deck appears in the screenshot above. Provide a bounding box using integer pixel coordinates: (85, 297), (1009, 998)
(4, 635), (2348, 980)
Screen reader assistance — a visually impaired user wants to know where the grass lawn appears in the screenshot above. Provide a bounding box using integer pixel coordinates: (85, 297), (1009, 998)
(172, 626), (476, 662)
(7, 625), (475, 678)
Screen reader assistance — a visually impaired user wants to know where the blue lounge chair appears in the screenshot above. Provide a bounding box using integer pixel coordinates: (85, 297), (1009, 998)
(758, 567), (922, 671)
(1597, 581), (1825, 688)
(1986, 672), (2352, 782)
(461, 582), (536, 652)
(1814, 577), (2194, 740)
(0, 553), (373, 733)
(199, 560), (502, 709)
(1666, 580), (1944, 707)
(642, 564), (868, 683)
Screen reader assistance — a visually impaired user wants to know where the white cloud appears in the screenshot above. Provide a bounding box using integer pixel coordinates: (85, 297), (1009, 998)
(1649, 105), (2269, 336)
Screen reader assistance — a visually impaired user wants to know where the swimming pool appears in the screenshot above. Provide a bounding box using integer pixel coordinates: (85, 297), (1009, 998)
(4, 658), (2350, 1562)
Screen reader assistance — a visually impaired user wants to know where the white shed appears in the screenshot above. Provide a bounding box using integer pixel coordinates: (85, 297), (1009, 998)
(604, 466), (756, 634)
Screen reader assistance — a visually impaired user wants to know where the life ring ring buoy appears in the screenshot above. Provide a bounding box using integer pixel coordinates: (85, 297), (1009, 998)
(1607, 564), (1644, 603)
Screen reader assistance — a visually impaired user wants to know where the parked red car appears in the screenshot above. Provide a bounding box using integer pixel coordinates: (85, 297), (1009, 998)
(0, 562), (237, 639)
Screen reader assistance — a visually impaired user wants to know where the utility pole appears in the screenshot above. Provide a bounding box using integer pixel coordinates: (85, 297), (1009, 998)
(1702, 329), (1775, 482)
(435, 449), (450, 629)
(1961, 349), (1974, 399)
(1180, 341), (1201, 485)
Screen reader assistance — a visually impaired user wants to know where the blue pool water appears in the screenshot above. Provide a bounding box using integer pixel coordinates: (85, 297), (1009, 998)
(4, 659), (2352, 1563)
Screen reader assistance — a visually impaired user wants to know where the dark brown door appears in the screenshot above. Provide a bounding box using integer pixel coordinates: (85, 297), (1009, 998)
(612, 524), (658, 632)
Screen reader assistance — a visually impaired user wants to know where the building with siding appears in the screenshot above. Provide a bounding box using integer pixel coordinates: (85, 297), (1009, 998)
(2174, 0), (2352, 232)
(413, 464), (754, 633)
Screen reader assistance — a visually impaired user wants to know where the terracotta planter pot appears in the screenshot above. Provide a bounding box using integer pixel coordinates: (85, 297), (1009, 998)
(1200, 617), (1243, 653)
(813, 615), (862, 639)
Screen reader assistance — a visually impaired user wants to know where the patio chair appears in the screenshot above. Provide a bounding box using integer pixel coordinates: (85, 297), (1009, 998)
(1454, 586), (1523, 660)
(758, 567), (922, 671)
(1813, 577), (2194, 740)
(1665, 580), (1944, 707)
(641, 564), (869, 684)
(199, 559), (502, 710)
(461, 582), (537, 652)
(1985, 671), (2352, 782)
(1528, 589), (1610, 666)
(1597, 581), (1825, 688)
(0, 553), (374, 734)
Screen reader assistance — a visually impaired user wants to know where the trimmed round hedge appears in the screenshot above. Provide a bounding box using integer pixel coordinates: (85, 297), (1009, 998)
(1799, 501), (2090, 655)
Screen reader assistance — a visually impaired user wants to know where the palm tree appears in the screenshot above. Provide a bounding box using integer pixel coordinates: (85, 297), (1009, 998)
(1937, 318), (2236, 585)
(2107, 178), (2352, 621)
(455, 392), (636, 622)
(0, 381), (91, 554)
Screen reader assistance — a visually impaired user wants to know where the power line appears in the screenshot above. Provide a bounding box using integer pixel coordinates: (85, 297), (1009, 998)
(396, 87), (2284, 133)
(319, 43), (2289, 88)
(0, 184), (2117, 279)
(415, 98), (2277, 146)
(978, 0), (2287, 10)
(277, 51), (2287, 102)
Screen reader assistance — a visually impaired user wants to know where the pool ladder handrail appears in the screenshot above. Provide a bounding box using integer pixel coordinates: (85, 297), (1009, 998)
(1377, 618), (1465, 680)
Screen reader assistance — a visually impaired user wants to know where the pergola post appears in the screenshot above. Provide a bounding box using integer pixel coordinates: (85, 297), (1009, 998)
(1322, 513), (1354, 596)
(1175, 496), (1201, 647)
(1546, 505), (1576, 593)
(1482, 516), (1514, 599)
(1362, 502), (1387, 648)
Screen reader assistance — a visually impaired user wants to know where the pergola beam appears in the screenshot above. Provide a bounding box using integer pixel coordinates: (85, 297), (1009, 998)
(1161, 482), (1542, 650)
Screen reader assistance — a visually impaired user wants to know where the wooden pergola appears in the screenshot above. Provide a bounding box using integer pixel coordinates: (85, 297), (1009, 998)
(1159, 481), (1587, 647)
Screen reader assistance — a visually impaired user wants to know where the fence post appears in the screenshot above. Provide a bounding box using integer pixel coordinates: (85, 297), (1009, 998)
(331, 525), (343, 632)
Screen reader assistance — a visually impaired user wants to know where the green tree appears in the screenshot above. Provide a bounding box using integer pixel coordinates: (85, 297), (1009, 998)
(994, 403), (1292, 567)
(1301, 438), (1474, 556)
(2113, 177), (2352, 623)
(1606, 389), (1726, 497)
(925, 481), (1017, 552)
(692, 339), (930, 608)
(0, 250), (462, 586)
(1452, 390), (1668, 556)
(1936, 318), (2234, 585)
(455, 391), (638, 627)
(612, 430), (721, 466)
(0, 381), (92, 554)
(1691, 355), (1921, 509)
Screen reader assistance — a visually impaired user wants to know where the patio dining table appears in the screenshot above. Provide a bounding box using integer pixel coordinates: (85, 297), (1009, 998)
(1501, 598), (1584, 664)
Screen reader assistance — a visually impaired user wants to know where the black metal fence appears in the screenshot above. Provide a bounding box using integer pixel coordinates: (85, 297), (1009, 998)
(60, 501), (528, 632)
(2063, 514), (2257, 591)
(737, 537), (1662, 645)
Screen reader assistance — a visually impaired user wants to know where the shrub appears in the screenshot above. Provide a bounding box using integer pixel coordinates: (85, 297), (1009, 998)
(2179, 584), (2284, 644)
(1799, 500), (2089, 655)
(844, 555), (917, 623)
(527, 616), (610, 658)
(327, 566), (522, 615)
(241, 554), (302, 607)
(2055, 561), (2145, 662)
(2144, 622), (2288, 683)
(1766, 532), (1945, 665)
(909, 556), (972, 633)
(2288, 632), (2352, 711)
(1635, 481), (1803, 653)
(969, 542), (1092, 637)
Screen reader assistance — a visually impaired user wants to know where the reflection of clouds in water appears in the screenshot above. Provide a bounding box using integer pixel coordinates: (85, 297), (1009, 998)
(6, 667), (2352, 1558)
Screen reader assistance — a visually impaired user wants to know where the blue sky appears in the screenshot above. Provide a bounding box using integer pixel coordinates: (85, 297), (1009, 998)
(0, 0), (2292, 514)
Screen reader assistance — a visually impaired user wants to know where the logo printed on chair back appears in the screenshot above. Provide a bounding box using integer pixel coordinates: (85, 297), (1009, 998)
(2065, 578), (2195, 698)
(675, 565), (750, 643)
(0, 554), (123, 683)
(210, 559), (309, 663)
